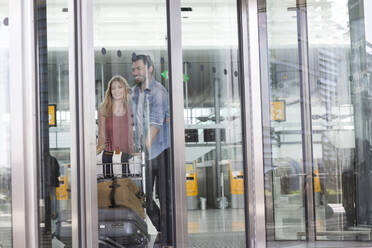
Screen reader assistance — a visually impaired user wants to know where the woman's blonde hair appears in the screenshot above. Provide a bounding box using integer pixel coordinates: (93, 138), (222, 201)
(100, 75), (131, 117)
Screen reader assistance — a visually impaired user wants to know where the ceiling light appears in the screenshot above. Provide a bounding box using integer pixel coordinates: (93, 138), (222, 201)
(181, 7), (192, 12)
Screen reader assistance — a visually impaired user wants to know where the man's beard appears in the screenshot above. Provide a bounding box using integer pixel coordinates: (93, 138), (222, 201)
(135, 79), (143, 87)
(135, 76), (148, 87)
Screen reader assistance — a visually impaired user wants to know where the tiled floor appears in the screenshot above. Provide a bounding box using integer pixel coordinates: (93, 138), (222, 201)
(3, 209), (372, 247)
(0, 227), (11, 248)
(187, 209), (246, 233)
(185, 209), (372, 248)
(267, 241), (372, 248)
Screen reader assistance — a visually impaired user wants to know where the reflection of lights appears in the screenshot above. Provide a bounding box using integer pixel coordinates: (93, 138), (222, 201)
(196, 116), (225, 122)
(328, 203), (346, 214)
(267, 0), (351, 47)
(46, 2), (240, 48)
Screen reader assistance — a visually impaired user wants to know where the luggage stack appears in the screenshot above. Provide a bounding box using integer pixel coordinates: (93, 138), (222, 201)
(97, 151), (148, 248)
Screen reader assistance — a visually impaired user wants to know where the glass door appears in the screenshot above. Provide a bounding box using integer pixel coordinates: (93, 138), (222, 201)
(307, 0), (372, 244)
(180, 0), (248, 247)
(259, 0), (307, 241)
(35, 0), (74, 247)
(259, 0), (372, 246)
(92, 1), (175, 247)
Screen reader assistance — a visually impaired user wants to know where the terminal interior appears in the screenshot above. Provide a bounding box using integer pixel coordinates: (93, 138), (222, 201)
(1, 0), (372, 247)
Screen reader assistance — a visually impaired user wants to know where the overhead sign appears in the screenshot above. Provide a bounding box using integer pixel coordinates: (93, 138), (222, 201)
(48, 104), (57, 127)
(271, 100), (286, 121)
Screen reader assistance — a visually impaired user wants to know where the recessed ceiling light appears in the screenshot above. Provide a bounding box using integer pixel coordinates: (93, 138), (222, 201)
(181, 7), (192, 12)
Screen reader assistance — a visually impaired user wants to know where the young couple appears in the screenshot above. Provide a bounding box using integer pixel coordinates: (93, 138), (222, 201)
(97, 54), (172, 248)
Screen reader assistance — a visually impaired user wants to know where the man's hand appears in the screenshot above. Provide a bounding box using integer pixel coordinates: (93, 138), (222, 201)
(145, 125), (160, 152)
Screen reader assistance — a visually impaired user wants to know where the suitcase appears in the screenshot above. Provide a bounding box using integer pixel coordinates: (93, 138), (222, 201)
(98, 208), (148, 248)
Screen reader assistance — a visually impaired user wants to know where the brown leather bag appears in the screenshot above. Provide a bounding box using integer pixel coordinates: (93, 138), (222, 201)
(97, 178), (145, 219)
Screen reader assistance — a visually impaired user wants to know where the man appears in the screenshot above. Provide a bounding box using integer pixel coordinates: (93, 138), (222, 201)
(44, 153), (60, 237)
(131, 54), (172, 247)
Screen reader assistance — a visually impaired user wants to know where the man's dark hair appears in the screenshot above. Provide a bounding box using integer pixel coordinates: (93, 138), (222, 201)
(131, 53), (154, 70)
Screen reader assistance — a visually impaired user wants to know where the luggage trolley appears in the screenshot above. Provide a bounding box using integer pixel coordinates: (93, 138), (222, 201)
(96, 152), (149, 248)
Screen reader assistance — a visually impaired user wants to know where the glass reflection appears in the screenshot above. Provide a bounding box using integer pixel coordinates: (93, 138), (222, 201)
(260, 0), (306, 241)
(307, 0), (372, 243)
(261, 0), (372, 246)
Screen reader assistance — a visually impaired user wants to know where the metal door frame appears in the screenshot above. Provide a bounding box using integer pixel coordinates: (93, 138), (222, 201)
(296, 0), (316, 241)
(239, 0), (267, 247)
(9, 0), (84, 247)
(9, 0), (39, 247)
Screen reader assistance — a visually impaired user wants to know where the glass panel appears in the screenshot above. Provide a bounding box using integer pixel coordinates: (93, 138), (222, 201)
(0, 0), (12, 247)
(36, 0), (73, 246)
(181, 1), (246, 247)
(260, 0), (372, 247)
(259, 0), (306, 241)
(93, 1), (173, 247)
(307, 0), (372, 243)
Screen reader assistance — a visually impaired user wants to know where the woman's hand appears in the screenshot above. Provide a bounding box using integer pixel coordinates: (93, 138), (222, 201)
(96, 144), (105, 155)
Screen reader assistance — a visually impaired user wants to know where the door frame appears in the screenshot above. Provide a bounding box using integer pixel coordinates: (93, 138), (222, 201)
(9, 0), (39, 247)
(238, 0), (267, 247)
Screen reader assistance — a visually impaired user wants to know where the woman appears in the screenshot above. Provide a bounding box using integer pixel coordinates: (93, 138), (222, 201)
(97, 75), (134, 154)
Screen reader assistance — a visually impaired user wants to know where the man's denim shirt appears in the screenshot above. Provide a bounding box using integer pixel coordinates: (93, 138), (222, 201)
(131, 78), (170, 160)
